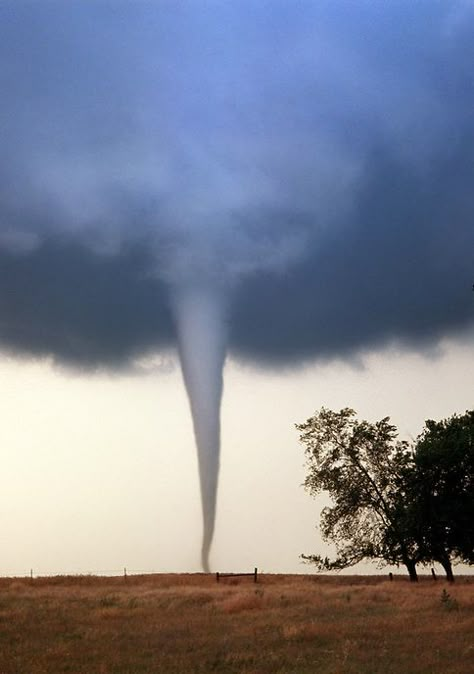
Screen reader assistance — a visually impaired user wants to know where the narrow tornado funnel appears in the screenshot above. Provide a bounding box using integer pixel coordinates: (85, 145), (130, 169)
(172, 284), (227, 572)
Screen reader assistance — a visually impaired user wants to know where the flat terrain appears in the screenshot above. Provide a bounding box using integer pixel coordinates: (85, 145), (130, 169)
(0, 573), (472, 673)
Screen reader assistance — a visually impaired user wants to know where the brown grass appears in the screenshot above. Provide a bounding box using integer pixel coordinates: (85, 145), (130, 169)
(0, 573), (472, 673)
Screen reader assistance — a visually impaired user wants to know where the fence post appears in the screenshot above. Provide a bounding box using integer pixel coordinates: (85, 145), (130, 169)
(431, 567), (437, 580)
(216, 572), (220, 583)
(124, 567), (127, 581)
(254, 568), (258, 583)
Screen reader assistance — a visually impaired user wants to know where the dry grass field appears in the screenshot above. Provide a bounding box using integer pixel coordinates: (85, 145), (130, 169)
(0, 573), (472, 673)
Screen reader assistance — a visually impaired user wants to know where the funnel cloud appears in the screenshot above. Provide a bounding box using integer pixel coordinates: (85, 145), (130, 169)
(1, 2), (474, 568)
(172, 284), (228, 571)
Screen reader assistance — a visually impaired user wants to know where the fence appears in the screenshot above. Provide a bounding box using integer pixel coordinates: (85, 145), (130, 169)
(216, 567), (258, 583)
(0, 568), (162, 580)
(1, 567), (260, 581)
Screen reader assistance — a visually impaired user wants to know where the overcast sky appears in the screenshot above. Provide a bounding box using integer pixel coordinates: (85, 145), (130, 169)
(0, 1), (473, 575)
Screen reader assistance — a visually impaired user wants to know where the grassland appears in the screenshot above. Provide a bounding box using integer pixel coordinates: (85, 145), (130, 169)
(0, 573), (472, 673)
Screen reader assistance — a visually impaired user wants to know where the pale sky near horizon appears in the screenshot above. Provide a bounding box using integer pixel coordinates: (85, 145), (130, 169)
(1, 334), (472, 577)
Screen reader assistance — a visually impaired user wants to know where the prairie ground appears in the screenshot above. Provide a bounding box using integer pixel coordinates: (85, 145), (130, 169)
(0, 573), (472, 673)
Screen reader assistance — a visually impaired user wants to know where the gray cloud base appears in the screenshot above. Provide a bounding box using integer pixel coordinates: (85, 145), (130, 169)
(0, 240), (174, 368)
(0, 2), (473, 369)
(231, 141), (474, 364)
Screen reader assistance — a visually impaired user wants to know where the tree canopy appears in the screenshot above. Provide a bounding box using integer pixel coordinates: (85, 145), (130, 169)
(410, 410), (474, 580)
(298, 407), (474, 581)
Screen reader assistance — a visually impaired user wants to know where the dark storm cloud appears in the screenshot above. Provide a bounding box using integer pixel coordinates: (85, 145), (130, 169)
(231, 139), (474, 363)
(0, 1), (473, 368)
(0, 239), (173, 368)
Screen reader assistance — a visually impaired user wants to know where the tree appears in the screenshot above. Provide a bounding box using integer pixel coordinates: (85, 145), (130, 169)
(297, 408), (422, 581)
(409, 410), (474, 581)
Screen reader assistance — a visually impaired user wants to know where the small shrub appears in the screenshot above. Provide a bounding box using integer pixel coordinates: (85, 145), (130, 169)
(98, 594), (120, 608)
(440, 588), (459, 611)
(127, 597), (139, 609)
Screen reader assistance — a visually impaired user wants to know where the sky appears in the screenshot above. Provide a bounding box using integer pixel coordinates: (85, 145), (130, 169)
(0, 1), (473, 576)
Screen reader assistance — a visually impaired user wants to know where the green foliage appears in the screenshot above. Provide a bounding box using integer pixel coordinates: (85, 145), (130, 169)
(298, 407), (474, 582)
(412, 410), (474, 570)
(440, 589), (458, 612)
(297, 408), (420, 580)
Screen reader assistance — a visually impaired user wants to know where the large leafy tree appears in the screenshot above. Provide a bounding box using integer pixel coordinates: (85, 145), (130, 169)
(297, 408), (421, 581)
(410, 410), (474, 581)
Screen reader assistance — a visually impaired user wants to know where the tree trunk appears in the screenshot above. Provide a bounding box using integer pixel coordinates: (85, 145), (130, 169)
(439, 557), (455, 582)
(405, 560), (418, 582)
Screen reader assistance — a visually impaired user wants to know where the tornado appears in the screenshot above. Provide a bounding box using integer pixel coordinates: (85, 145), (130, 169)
(171, 283), (227, 572)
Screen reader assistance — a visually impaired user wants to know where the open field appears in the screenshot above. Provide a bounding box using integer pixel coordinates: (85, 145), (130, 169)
(0, 573), (472, 673)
